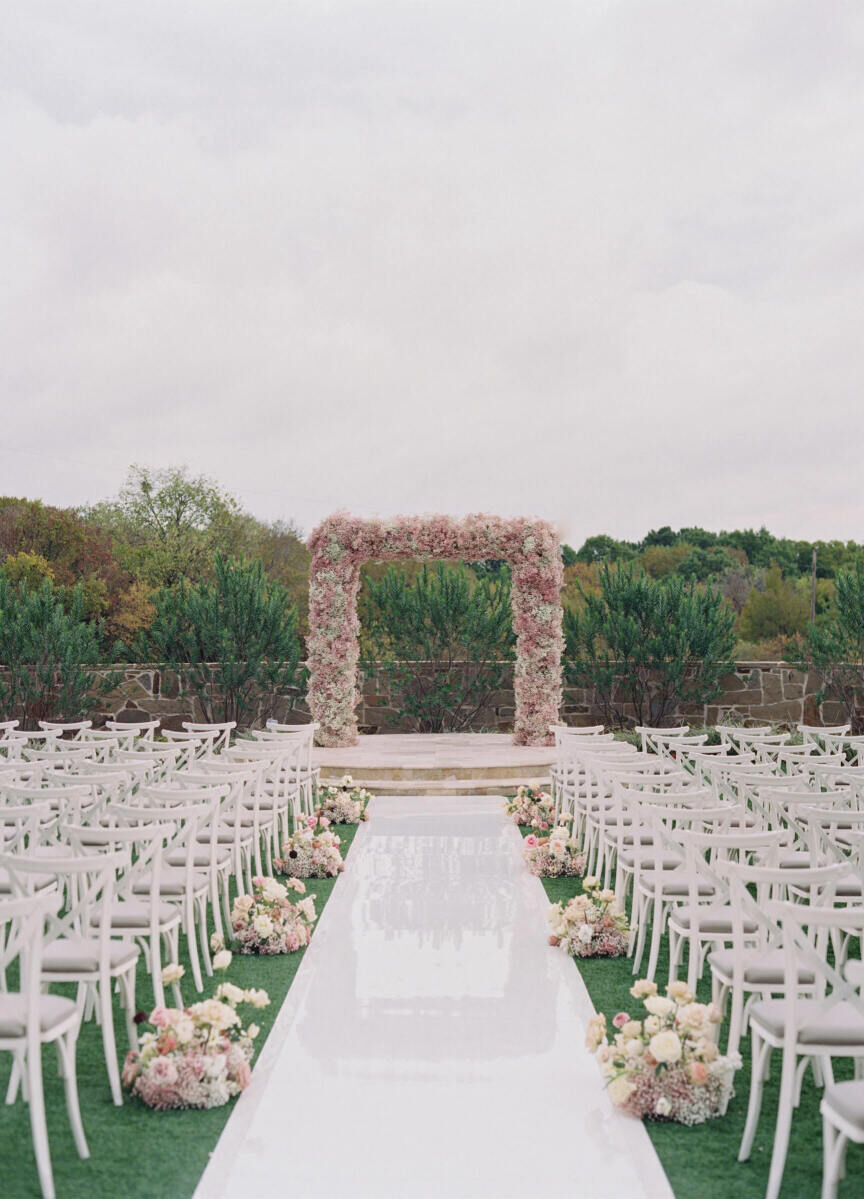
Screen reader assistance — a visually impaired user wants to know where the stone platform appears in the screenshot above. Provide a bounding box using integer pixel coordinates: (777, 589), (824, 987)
(314, 733), (555, 796)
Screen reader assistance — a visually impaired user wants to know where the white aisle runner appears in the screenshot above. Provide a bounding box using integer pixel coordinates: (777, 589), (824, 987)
(196, 796), (674, 1199)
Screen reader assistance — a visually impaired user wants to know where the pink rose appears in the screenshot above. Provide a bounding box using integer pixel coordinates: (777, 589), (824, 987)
(525, 834), (538, 847)
(612, 1012), (630, 1029)
(150, 1007), (169, 1028)
(690, 1061), (708, 1083)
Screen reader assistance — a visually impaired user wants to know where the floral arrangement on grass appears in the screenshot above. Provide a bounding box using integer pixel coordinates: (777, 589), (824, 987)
(316, 774), (371, 824)
(122, 958), (269, 1111)
(306, 514), (563, 747)
(274, 814), (345, 878)
(523, 825), (585, 877)
(505, 784), (557, 829)
(547, 877), (629, 957)
(586, 979), (741, 1125)
(227, 876), (317, 954)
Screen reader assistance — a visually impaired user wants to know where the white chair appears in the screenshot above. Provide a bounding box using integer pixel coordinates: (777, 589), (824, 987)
(0, 891), (89, 1199)
(739, 902), (864, 1199)
(0, 847), (138, 1106)
(712, 859), (850, 1059)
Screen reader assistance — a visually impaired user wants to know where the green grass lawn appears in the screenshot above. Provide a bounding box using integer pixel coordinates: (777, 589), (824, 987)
(0, 823), (358, 1199)
(533, 853), (862, 1199)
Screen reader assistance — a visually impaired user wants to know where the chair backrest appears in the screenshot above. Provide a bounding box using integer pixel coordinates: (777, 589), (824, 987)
(767, 900), (864, 1021)
(38, 720), (93, 740)
(799, 723), (851, 747)
(182, 721), (236, 751)
(0, 890), (62, 1031)
(0, 847), (130, 962)
(106, 717), (161, 740)
(0, 799), (57, 851)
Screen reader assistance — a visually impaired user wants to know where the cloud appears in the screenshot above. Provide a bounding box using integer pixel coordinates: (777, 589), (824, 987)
(1, 0), (863, 544)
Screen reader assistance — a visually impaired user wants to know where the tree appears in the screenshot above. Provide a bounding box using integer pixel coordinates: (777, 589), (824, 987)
(87, 465), (254, 588)
(738, 566), (809, 642)
(253, 519), (311, 631)
(0, 578), (118, 728)
(574, 534), (636, 564)
(143, 556), (304, 727)
(675, 546), (739, 582)
(564, 564), (736, 728)
(360, 564), (515, 732)
(798, 560), (864, 731)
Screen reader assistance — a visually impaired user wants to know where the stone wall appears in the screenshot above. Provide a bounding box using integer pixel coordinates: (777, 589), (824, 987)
(83, 661), (846, 732)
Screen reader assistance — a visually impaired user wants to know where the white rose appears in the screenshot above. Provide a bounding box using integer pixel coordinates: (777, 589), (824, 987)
(244, 988), (270, 1009)
(213, 949), (233, 971)
(174, 1015), (195, 1044)
(261, 879), (287, 902)
(624, 1038), (644, 1059)
(655, 1096), (672, 1117)
(217, 982), (246, 1006)
(607, 1075), (635, 1106)
(247, 1023), (260, 1039)
(644, 1015), (661, 1035)
(161, 963), (185, 985)
(253, 914), (274, 939)
(649, 1030), (683, 1064)
(644, 995), (676, 1019)
(578, 924), (594, 944)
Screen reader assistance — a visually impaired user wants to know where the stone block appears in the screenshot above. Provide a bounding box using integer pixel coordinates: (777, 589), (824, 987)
(761, 672), (783, 703)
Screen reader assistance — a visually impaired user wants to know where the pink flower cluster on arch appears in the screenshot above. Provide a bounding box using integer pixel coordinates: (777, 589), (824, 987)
(305, 513), (564, 747)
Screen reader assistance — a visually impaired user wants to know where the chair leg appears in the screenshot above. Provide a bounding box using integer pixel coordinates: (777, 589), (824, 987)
(186, 896), (204, 992)
(57, 1032), (89, 1159)
(27, 1040), (55, 1199)
(99, 980), (123, 1106)
(765, 1045), (798, 1199)
(739, 1033), (771, 1161)
(822, 1119), (845, 1199)
(121, 968), (138, 1052)
(646, 898), (665, 982)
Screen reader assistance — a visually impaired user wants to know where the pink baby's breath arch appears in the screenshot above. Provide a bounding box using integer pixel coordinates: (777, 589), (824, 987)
(306, 513), (564, 747)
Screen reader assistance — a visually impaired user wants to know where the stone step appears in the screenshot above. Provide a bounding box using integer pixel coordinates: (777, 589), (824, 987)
(319, 761), (552, 783)
(320, 775), (551, 797)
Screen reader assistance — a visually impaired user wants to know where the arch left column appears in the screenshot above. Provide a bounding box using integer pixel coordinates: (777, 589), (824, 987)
(306, 540), (361, 747)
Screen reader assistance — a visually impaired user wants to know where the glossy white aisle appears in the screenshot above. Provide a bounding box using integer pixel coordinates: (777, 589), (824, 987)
(196, 797), (674, 1199)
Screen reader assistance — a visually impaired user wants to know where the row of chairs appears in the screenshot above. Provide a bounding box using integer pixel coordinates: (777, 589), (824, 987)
(0, 716), (320, 1199)
(550, 721), (864, 1199)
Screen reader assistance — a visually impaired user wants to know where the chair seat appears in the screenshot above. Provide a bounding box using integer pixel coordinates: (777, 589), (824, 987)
(620, 851), (684, 871)
(0, 993), (79, 1039)
(668, 903), (757, 933)
(751, 1000), (864, 1046)
(708, 947), (816, 986)
(42, 936), (139, 975)
(639, 871), (716, 897)
(822, 1080), (864, 1137)
(91, 899), (180, 929)
(166, 847), (232, 870)
(131, 869), (209, 896)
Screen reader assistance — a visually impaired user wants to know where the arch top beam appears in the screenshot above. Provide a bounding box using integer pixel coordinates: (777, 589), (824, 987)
(306, 513), (564, 747)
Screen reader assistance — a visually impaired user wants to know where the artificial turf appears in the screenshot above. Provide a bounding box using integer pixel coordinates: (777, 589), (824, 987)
(0, 823), (358, 1199)
(532, 848), (862, 1199)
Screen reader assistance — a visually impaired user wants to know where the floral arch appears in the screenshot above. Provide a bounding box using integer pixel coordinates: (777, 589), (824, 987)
(305, 514), (564, 747)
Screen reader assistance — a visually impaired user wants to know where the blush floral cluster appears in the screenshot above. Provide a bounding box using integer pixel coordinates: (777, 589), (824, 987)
(523, 825), (585, 877)
(274, 814), (345, 878)
(586, 980), (741, 1125)
(316, 774), (372, 824)
(546, 878), (629, 958)
(504, 784), (557, 829)
(227, 877), (317, 955)
(306, 513), (564, 746)
(122, 958), (269, 1110)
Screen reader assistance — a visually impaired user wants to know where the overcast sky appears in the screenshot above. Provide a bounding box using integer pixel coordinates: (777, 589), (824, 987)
(2, 1), (863, 547)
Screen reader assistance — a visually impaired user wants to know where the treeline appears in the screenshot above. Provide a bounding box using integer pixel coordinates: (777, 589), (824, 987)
(0, 465), (310, 653)
(565, 525), (862, 657)
(1, 468), (858, 664)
